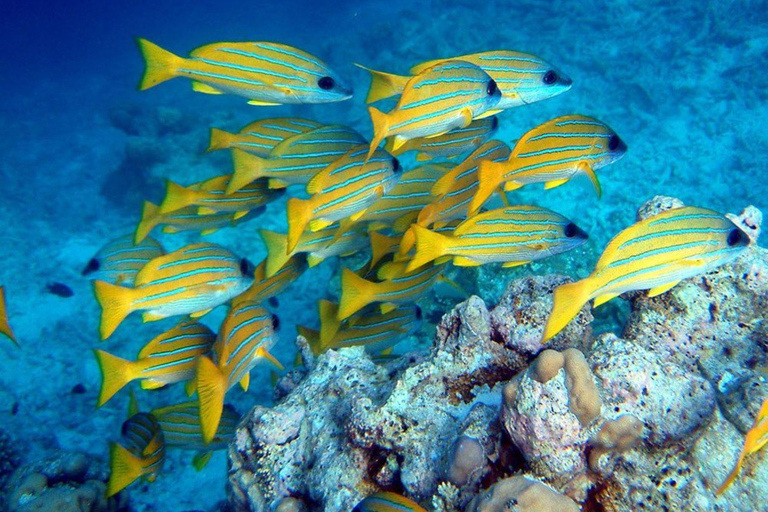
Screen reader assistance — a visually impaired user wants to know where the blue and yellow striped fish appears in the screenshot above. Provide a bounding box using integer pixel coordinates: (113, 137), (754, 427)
(93, 243), (255, 340)
(471, 115), (627, 213)
(542, 206), (751, 342)
(385, 116), (499, 161)
(94, 321), (216, 407)
(227, 124), (367, 192)
(82, 234), (165, 287)
(406, 206), (588, 272)
(159, 176), (283, 216)
(286, 145), (402, 253)
(353, 491), (427, 512)
(0, 286), (16, 346)
(195, 302), (279, 442)
(137, 39), (352, 105)
(361, 50), (571, 109)
(206, 117), (323, 155)
(232, 256), (307, 307)
(366, 60), (501, 160)
(106, 412), (165, 497)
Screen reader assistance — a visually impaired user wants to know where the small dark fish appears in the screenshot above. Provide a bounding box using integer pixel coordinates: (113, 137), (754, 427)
(47, 282), (73, 297)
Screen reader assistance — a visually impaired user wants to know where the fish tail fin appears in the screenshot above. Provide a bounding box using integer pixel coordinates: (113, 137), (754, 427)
(136, 38), (182, 91)
(338, 268), (376, 320)
(398, 225), (418, 259)
(160, 180), (196, 214)
(93, 281), (136, 340)
(318, 300), (341, 347)
(135, 201), (161, 244)
(541, 279), (592, 343)
(94, 349), (136, 407)
(206, 127), (235, 153)
(469, 160), (505, 215)
(228, 149), (266, 195)
(259, 230), (291, 277)
(366, 106), (389, 163)
(195, 356), (227, 444)
(286, 198), (312, 255)
(106, 442), (145, 497)
(355, 64), (408, 104)
(407, 225), (450, 273)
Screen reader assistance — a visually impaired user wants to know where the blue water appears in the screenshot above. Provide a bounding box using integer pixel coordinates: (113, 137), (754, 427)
(1, 1), (766, 510)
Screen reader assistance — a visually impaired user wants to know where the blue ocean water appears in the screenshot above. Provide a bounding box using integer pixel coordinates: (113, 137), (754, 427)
(0, 0), (765, 510)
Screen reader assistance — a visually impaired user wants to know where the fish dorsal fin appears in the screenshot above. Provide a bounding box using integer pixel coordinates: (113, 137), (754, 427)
(577, 161), (602, 199)
(239, 373), (250, 392)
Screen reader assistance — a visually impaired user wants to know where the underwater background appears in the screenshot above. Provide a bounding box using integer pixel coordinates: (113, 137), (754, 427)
(0, 0), (766, 511)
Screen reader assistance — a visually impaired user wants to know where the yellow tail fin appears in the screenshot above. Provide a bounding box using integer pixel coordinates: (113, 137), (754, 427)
(160, 180), (196, 214)
(430, 173), (455, 197)
(398, 226), (417, 259)
(136, 38), (183, 91)
(406, 225), (450, 273)
(106, 442), (145, 497)
(93, 281), (136, 340)
(338, 268), (376, 320)
(468, 160), (506, 216)
(319, 300), (341, 347)
(135, 201), (161, 244)
(94, 349), (136, 407)
(260, 229), (291, 278)
(286, 198), (313, 255)
(541, 279), (592, 343)
(366, 106), (390, 163)
(206, 127), (235, 152)
(355, 64), (409, 104)
(228, 149), (267, 195)
(195, 355), (227, 444)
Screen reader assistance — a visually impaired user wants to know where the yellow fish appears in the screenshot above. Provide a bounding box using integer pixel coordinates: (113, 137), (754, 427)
(542, 206), (751, 342)
(159, 176), (283, 216)
(717, 397), (768, 494)
(471, 115), (627, 214)
(228, 125), (367, 192)
(195, 302), (280, 442)
(137, 39), (352, 105)
(232, 256), (307, 307)
(106, 412), (165, 497)
(353, 491), (427, 512)
(82, 234), (165, 287)
(385, 116), (499, 161)
(206, 117), (323, 155)
(94, 321), (216, 407)
(93, 243), (255, 340)
(361, 50), (571, 109)
(0, 286), (17, 346)
(366, 60), (501, 160)
(286, 145), (402, 253)
(406, 205), (589, 272)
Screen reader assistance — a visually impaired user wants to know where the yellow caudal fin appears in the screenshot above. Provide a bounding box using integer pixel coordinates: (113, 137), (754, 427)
(469, 160), (506, 215)
(541, 279), (592, 343)
(195, 356), (227, 444)
(366, 106), (390, 162)
(259, 229), (291, 278)
(159, 180), (196, 214)
(338, 268), (376, 320)
(318, 300), (341, 347)
(286, 198), (313, 255)
(136, 38), (183, 91)
(355, 64), (409, 104)
(135, 201), (161, 244)
(93, 281), (136, 340)
(228, 149), (267, 195)
(398, 226), (418, 259)
(106, 442), (145, 497)
(406, 225), (450, 273)
(206, 127), (236, 152)
(94, 349), (136, 407)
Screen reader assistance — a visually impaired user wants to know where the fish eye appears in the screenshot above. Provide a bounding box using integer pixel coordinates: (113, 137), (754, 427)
(392, 157), (402, 173)
(318, 76), (335, 90)
(608, 134), (622, 151)
(486, 79), (498, 96)
(271, 314), (280, 330)
(82, 258), (100, 275)
(414, 305), (422, 320)
(490, 116), (499, 131)
(727, 228), (747, 246)
(543, 70), (558, 85)
(563, 223), (586, 238)
(240, 258), (255, 276)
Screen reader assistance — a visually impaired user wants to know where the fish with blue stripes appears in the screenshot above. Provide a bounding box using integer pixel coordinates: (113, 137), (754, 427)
(137, 39), (352, 105)
(232, 256), (307, 307)
(406, 206), (588, 272)
(385, 116), (499, 161)
(542, 206), (751, 342)
(159, 175), (283, 216)
(206, 117), (323, 155)
(360, 50), (571, 109)
(0, 286), (16, 346)
(286, 145), (402, 253)
(106, 412), (165, 497)
(227, 124), (367, 192)
(471, 115), (627, 214)
(195, 302), (280, 442)
(82, 234), (165, 287)
(93, 321), (216, 407)
(717, 396), (768, 495)
(93, 243), (256, 340)
(366, 60), (501, 161)
(352, 491), (427, 512)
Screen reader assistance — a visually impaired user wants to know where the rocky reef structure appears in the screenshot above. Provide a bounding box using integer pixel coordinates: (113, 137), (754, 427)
(227, 197), (767, 512)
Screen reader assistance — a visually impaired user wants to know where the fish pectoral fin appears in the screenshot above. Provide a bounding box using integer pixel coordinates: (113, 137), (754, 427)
(268, 178), (290, 189)
(592, 293), (619, 308)
(189, 308), (213, 319)
(142, 311), (165, 323)
(503, 181), (524, 192)
(577, 162), (602, 199)
(192, 82), (224, 94)
(544, 178), (569, 190)
(452, 256), (482, 267)
(247, 99), (282, 106)
(458, 108), (473, 127)
(502, 260), (531, 268)
(380, 303), (398, 314)
(192, 451), (214, 471)
(475, 109), (502, 119)
(239, 373), (250, 392)
(647, 281), (680, 298)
